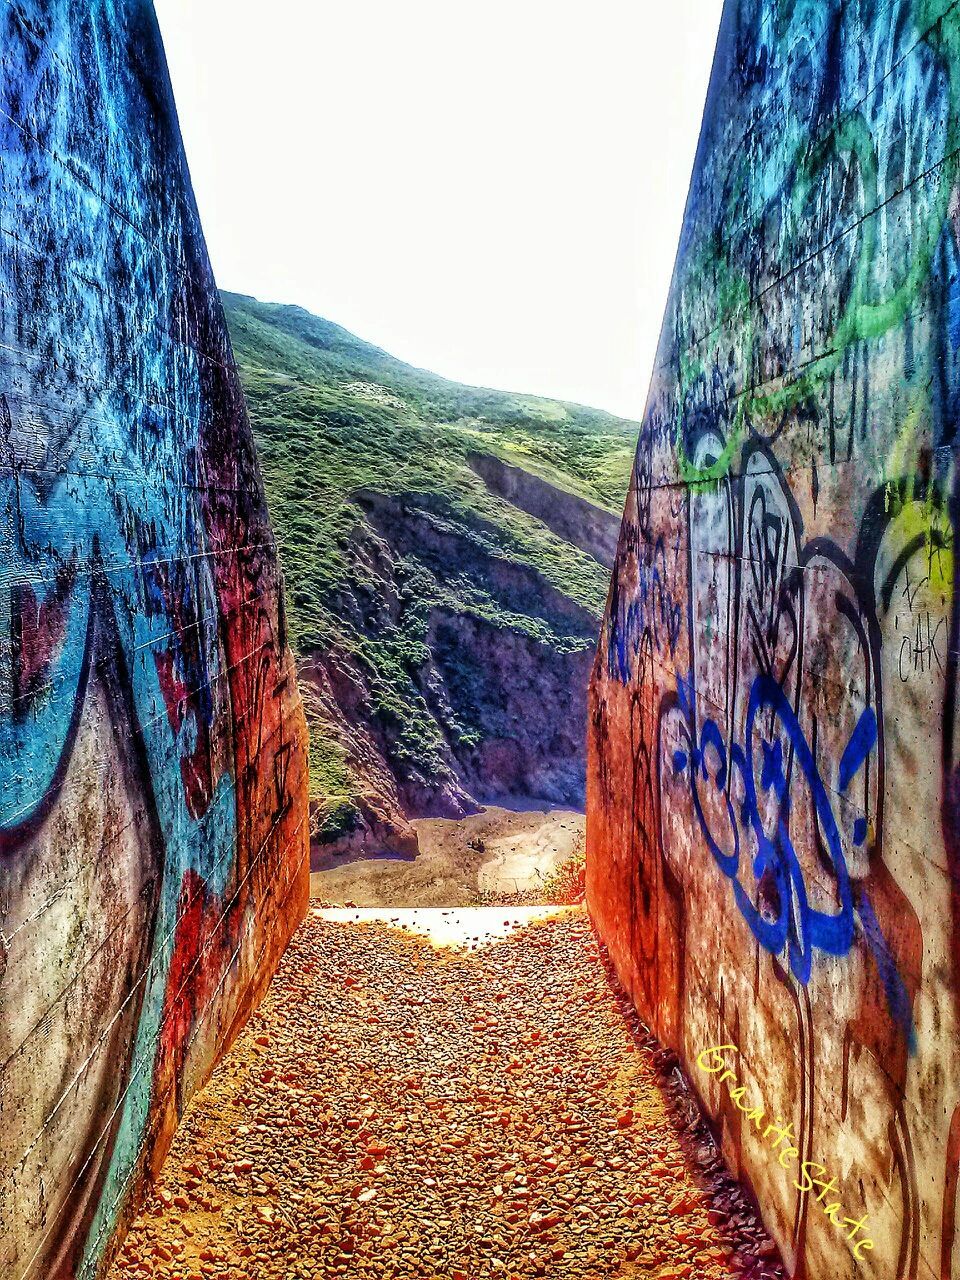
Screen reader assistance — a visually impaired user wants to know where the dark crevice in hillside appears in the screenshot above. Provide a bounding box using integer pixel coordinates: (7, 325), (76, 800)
(427, 609), (594, 807)
(466, 451), (622, 569)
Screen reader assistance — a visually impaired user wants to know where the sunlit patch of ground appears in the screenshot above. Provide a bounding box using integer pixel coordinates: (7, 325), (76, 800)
(314, 906), (579, 949)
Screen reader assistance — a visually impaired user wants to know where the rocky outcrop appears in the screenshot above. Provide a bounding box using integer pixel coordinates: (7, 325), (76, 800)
(426, 609), (594, 807)
(221, 290), (637, 865)
(299, 648), (424, 860)
(300, 487), (599, 863)
(467, 451), (622, 568)
(354, 488), (598, 638)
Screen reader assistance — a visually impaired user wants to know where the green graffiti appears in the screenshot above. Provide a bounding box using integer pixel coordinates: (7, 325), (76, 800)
(675, 0), (960, 487)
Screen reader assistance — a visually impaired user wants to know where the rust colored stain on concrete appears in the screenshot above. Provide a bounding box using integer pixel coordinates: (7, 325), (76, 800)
(587, 3), (960, 1278)
(0, 3), (309, 1276)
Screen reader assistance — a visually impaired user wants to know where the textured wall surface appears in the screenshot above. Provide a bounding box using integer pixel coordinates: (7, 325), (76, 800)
(0, 3), (310, 1277)
(587, 2), (960, 1278)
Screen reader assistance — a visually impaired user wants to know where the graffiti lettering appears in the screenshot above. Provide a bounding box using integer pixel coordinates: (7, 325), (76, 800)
(0, 7), (309, 1278)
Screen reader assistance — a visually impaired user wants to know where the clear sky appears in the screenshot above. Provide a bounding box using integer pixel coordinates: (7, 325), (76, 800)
(153, 0), (723, 420)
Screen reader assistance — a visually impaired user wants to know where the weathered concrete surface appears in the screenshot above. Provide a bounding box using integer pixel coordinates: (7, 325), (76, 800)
(587, 3), (960, 1279)
(0, 3), (309, 1277)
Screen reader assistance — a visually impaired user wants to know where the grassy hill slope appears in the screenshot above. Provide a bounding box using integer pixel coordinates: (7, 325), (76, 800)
(222, 291), (637, 855)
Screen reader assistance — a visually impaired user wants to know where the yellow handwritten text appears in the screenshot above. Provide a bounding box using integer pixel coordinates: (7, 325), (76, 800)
(696, 1044), (874, 1262)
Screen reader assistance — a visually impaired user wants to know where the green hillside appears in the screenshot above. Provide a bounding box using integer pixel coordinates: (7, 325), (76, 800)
(222, 291), (637, 853)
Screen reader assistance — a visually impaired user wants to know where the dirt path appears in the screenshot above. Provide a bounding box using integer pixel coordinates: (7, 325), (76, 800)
(310, 806), (584, 907)
(108, 909), (783, 1280)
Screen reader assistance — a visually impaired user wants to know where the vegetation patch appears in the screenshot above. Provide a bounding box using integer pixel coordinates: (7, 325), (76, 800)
(223, 291), (637, 839)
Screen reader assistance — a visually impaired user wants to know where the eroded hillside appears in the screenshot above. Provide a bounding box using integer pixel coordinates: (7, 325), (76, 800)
(222, 292), (636, 855)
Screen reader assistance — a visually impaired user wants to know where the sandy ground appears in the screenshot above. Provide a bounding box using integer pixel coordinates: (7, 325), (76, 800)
(310, 806), (584, 907)
(108, 909), (784, 1280)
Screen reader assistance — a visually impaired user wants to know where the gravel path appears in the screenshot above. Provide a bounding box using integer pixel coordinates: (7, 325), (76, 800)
(109, 908), (784, 1280)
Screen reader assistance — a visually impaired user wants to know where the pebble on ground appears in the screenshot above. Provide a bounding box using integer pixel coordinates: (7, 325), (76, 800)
(108, 908), (785, 1280)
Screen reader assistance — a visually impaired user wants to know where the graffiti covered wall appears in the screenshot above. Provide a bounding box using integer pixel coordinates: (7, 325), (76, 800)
(587, 1), (960, 1277)
(0, 3), (310, 1276)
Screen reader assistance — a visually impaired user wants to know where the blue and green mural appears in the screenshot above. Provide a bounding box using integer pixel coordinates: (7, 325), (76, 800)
(0, 3), (309, 1276)
(588, 2), (960, 1277)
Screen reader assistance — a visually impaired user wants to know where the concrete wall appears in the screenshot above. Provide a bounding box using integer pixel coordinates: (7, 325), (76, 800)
(0, 3), (310, 1276)
(587, 3), (960, 1278)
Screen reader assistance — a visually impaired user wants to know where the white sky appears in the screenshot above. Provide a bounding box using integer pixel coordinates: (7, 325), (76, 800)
(153, 0), (723, 420)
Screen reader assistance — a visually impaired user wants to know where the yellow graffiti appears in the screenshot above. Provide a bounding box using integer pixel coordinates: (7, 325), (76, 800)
(696, 1044), (875, 1262)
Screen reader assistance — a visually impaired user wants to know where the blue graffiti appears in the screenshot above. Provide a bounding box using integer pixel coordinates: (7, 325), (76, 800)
(608, 536), (682, 682)
(672, 673), (915, 1050)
